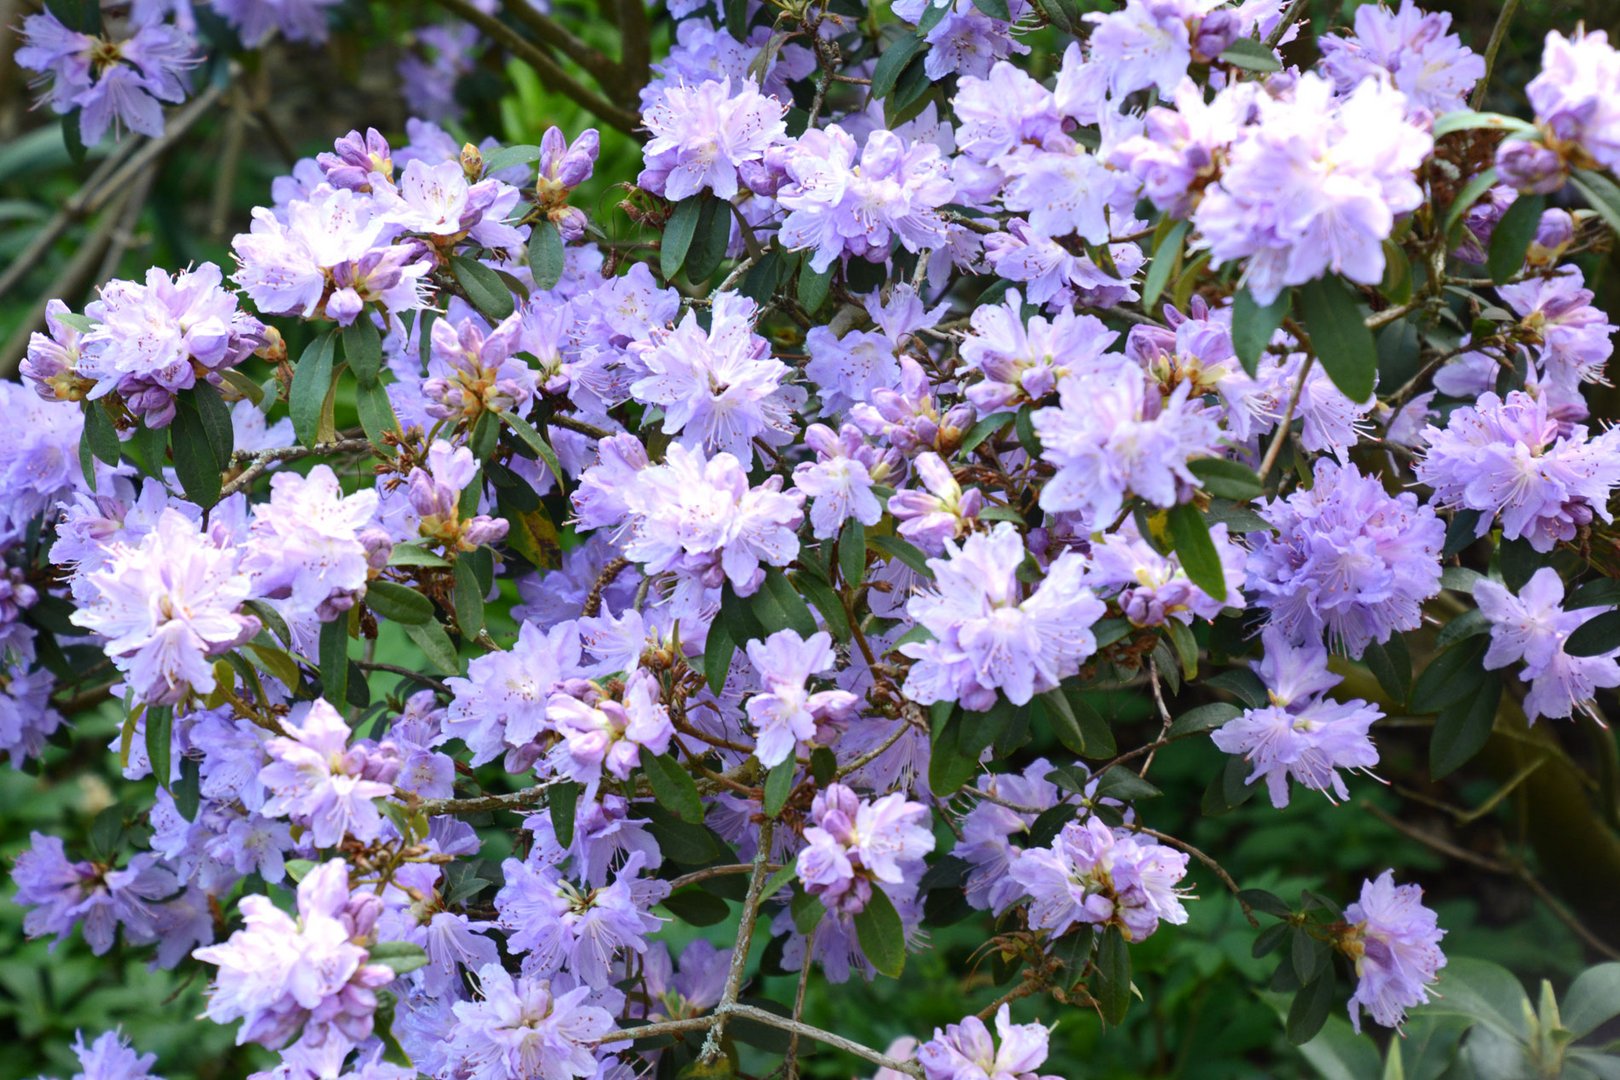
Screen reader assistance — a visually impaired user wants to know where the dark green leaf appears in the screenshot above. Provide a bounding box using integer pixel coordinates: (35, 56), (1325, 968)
(404, 620), (460, 675)
(450, 255), (516, 321)
(684, 195), (731, 284)
(83, 400), (121, 467)
(290, 331), (338, 448)
(644, 752), (705, 825)
(1142, 219), (1189, 309)
(1219, 36), (1282, 72)
(1166, 502), (1227, 602)
(1093, 770), (1162, 802)
(173, 755), (201, 820)
(1487, 194), (1545, 285)
(1497, 536), (1544, 592)
(1572, 169), (1620, 238)
(796, 257), (834, 314)
(1567, 610), (1620, 657)
(453, 556), (485, 639)
(839, 518), (867, 587)
(355, 379), (401, 447)
(342, 317), (383, 386)
(171, 395), (223, 507)
(854, 887), (906, 978)
(1292, 927), (1328, 984)
(928, 706), (978, 795)
(753, 568), (819, 639)
(1252, 922), (1289, 958)
(1189, 458), (1264, 501)
(870, 534), (933, 577)
(1411, 635), (1489, 714)
(549, 780), (579, 847)
(871, 33), (926, 99)
(1288, 972), (1336, 1044)
(480, 144), (540, 174)
(1567, 579), (1620, 610)
(661, 198), (701, 282)
(1431, 673), (1501, 780)
(663, 888), (731, 927)
(969, 0), (1009, 17)
(369, 941), (430, 976)
(145, 705), (173, 790)
(319, 618), (349, 708)
(705, 618), (736, 695)
(1298, 276), (1376, 403)
(529, 218), (566, 291)
(1362, 635), (1411, 708)
(1094, 925), (1133, 1025)
(1240, 889), (1294, 919)
(763, 756), (795, 817)
(388, 543), (450, 568)
(1168, 702), (1241, 737)
(501, 412), (564, 484)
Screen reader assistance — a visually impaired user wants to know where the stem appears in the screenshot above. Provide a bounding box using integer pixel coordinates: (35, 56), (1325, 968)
(1131, 825), (1258, 928)
(700, 817), (776, 1062)
(1470, 0), (1522, 111)
(222, 439), (375, 497)
(1255, 354), (1313, 483)
(500, 0), (620, 88)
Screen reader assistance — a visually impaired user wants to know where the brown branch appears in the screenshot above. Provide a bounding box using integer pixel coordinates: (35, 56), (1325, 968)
(222, 439), (376, 497)
(501, 0), (619, 88)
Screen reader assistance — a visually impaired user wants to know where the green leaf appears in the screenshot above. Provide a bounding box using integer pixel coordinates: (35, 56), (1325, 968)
(969, 0), (1009, 17)
(870, 534), (933, 577)
(319, 617), (349, 708)
(290, 330), (338, 448)
(1411, 635), (1490, 714)
(1219, 36), (1281, 72)
(928, 705), (979, 795)
(1093, 770), (1162, 802)
(388, 543), (450, 568)
(145, 705), (173, 790)
(1486, 194), (1546, 285)
(404, 621), (460, 675)
(450, 255), (516, 321)
(1572, 169), (1620, 237)
(369, 941), (430, 977)
(753, 569), (818, 638)
(838, 518), (867, 587)
(355, 379), (402, 447)
(663, 888), (731, 927)
(1362, 635), (1411, 708)
(1442, 167), (1502, 239)
(1432, 110), (1537, 139)
(550, 780), (580, 847)
(1168, 702), (1241, 737)
(705, 618), (736, 695)
(854, 887), (906, 978)
(501, 412), (564, 485)
(1431, 674), (1502, 780)
(763, 756), (795, 818)
(342, 317), (384, 386)
(171, 395), (224, 507)
(871, 33), (926, 98)
(365, 580), (435, 625)
(1288, 972), (1337, 1045)
(1142, 219), (1189, 309)
(285, 858), (316, 882)
(1233, 287), (1290, 375)
(644, 752), (705, 825)
(684, 194), (732, 284)
(529, 218), (566, 291)
(797, 258), (834, 314)
(173, 755), (202, 820)
(481, 143), (540, 174)
(1562, 963), (1620, 1038)
(83, 399), (121, 468)
(453, 556), (485, 640)
(1189, 457), (1263, 501)
(1166, 502), (1227, 602)
(1297, 276), (1376, 403)
(660, 198), (701, 282)
(1567, 610), (1620, 657)
(1094, 926), (1133, 1025)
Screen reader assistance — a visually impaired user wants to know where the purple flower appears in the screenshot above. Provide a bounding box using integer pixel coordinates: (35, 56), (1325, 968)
(851, 357), (978, 457)
(796, 783), (934, 916)
(406, 440), (509, 551)
(495, 851), (667, 987)
(318, 128), (393, 191)
(546, 669), (675, 795)
(957, 760), (1067, 915)
(1524, 29), (1620, 174)
(17, 10), (197, 145)
(1085, 517), (1245, 626)
(21, 299), (94, 403)
(1194, 74), (1431, 305)
(13, 832), (177, 955)
(918, 1004), (1059, 1080)
(619, 443), (804, 597)
(76, 263), (264, 428)
(1475, 568), (1620, 723)
(213, 0), (340, 46)
(242, 465), (382, 631)
(959, 290), (1120, 413)
(1210, 630), (1383, 807)
(259, 700), (399, 848)
(952, 61), (1065, 167)
(791, 424), (890, 540)
(629, 291), (802, 462)
(59, 1027), (165, 1080)
(1009, 816), (1190, 942)
(0, 663), (65, 768)
(423, 311), (540, 424)
(1497, 268), (1615, 399)
(69, 508), (260, 706)
(893, 0), (1029, 81)
(641, 939), (732, 1021)
(901, 523), (1104, 711)
(1341, 871), (1446, 1032)
(745, 630), (860, 768)
(1110, 79), (1259, 219)
(448, 964), (613, 1080)
(1033, 368), (1222, 527)
(444, 619), (584, 766)
(193, 860), (393, 1051)
(888, 453), (985, 555)
(1247, 460), (1444, 658)
(639, 77), (786, 200)
(778, 126), (955, 273)
(1318, 0), (1484, 115)
(1416, 390), (1620, 553)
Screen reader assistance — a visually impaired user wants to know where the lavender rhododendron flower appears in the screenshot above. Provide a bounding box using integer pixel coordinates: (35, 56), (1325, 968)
(639, 77), (786, 200)
(1340, 871), (1446, 1032)
(1318, 0), (1484, 115)
(447, 963), (614, 1079)
(745, 629), (859, 767)
(1475, 568), (1620, 722)
(1010, 816), (1190, 942)
(918, 1004), (1060, 1080)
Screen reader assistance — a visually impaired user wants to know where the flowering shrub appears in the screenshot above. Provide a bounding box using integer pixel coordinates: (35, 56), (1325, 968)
(7, 1), (1620, 1078)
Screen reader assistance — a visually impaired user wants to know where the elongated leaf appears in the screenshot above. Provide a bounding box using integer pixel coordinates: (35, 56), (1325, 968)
(171, 395), (223, 507)
(547, 779), (580, 847)
(754, 568), (818, 638)
(342, 317), (383, 386)
(871, 33), (925, 98)
(1095, 926), (1133, 1025)
(1567, 610), (1620, 657)
(501, 412), (564, 485)
(1431, 674), (1502, 780)
(145, 705), (173, 790)
(1298, 276), (1376, 403)
(1486, 194), (1545, 285)
(369, 941), (430, 976)
(529, 218), (566, 291)
(1166, 502), (1227, 602)
(83, 399), (121, 467)
(1233, 287), (1290, 375)
(450, 255), (516, 321)
(1443, 167), (1502, 239)
(1288, 972), (1336, 1045)
(705, 619), (736, 695)
(1362, 635), (1411, 708)
(1168, 702), (1241, 737)
(319, 617), (349, 708)
(1219, 36), (1281, 72)
(797, 259), (834, 314)
(839, 518), (867, 587)
(1432, 110), (1537, 139)
(1142, 219), (1189, 309)
(644, 752), (705, 824)
(1573, 169), (1620, 237)
(763, 756), (795, 817)
(684, 195), (732, 284)
(355, 379), (401, 447)
(404, 620), (460, 675)
(1189, 457), (1263, 501)
(453, 556), (485, 640)
(854, 887), (906, 978)
(660, 198), (701, 281)
(1411, 635), (1489, 714)
(870, 534), (933, 577)
(481, 143), (540, 174)
(365, 580), (435, 624)
(290, 331), (338, 448)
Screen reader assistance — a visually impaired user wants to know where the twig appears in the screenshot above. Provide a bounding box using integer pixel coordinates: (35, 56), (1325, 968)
(1139, 660), (1175, 778)
(581, 556), (632, 618)
(222, 439), (376, 497)
(1132, 825), (1258, 928)
(1264, 0), (1308, 49)
(356, 661), (450, 695)
(785, 925), (817, 1079)
(668, 863), (777, 891)
(416, 781), (557, 817)
(699, 817), (776, 1062)
(1470, 0), (1522, 111)
(1256, 354), (1313, 482)
(500, 0), (620, 88)
(546, 413), (614, 440)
